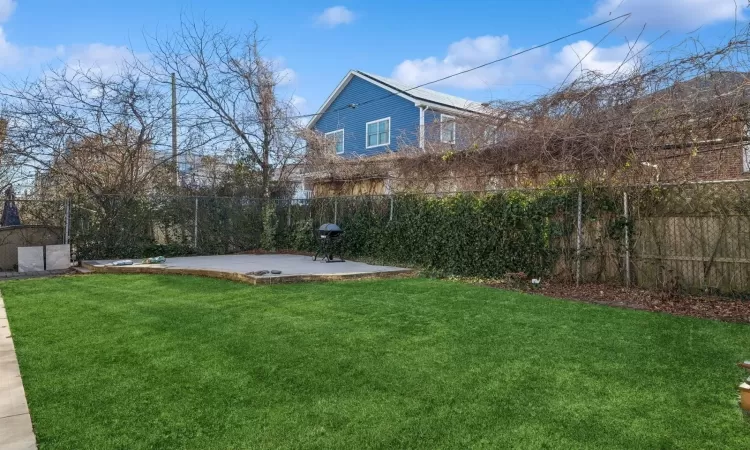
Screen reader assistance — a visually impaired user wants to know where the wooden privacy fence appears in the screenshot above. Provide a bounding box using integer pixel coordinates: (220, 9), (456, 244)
(632, 215), (750, 294)
(573, 180), (750, 295)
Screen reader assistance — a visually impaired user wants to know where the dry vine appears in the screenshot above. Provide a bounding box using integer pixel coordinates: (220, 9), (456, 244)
(303, 27), (750, 194)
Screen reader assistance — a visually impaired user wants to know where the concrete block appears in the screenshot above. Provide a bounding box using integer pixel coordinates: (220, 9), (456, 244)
(45, 244), (71, 271)
(17, 247), (43, 273)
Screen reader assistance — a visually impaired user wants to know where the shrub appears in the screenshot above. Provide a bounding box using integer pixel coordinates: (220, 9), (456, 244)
(261, 201), (277, 251)
(291, 190), (583, 279)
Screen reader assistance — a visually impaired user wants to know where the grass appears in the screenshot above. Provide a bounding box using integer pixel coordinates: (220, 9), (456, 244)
(2, 274), (750, 449)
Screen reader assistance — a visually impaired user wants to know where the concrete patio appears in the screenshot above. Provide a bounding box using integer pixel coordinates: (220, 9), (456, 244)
(83, 254), (413, 284)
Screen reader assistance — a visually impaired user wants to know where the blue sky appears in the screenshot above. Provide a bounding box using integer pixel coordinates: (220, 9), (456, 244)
(0, 0), (747, 115)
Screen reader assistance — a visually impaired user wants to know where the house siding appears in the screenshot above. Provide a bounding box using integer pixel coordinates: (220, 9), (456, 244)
(423, 108), (473, 148)
(424, 109), (440, 144)
(314, 76), (420, 157)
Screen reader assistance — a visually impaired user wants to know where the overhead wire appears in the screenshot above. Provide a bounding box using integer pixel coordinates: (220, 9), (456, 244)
(289, 13), (633, 120)
(0, 14), (633, 127)
(2, 12), (639, 184)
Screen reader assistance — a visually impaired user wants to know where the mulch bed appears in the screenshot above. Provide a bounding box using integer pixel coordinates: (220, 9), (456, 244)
(235, 252), (750, 323)
(487, 282), (750, 324)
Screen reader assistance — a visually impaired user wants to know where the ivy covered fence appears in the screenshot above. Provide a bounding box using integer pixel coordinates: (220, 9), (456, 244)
(59, 180), (750, 296)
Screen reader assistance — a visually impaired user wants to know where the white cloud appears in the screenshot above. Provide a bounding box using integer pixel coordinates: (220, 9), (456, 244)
(0, 0), (65, 70)
(64, 43), (139, 77)
(393, 35), (545, 90)
(315, 6), (355, 28)
(277, 68), (297, 85)
(0, 0), (15, 23)
(546, 40), (645, 81)
(0, 27), (63, 70)
(269, 57), (297, 86)
(0, 0), (138, 75)
(290, 95), (310, 126)
(392, 35), (644, 91)
(291, 94), (306, 111)
(588, 0), (747, 30)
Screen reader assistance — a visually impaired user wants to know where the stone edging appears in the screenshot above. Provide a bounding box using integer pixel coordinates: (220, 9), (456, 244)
(81, 262), (415, 285)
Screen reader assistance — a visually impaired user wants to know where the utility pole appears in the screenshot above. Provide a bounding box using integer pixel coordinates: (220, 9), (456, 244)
(171, 73), (178, 186)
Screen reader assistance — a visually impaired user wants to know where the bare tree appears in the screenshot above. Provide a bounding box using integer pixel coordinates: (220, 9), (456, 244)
(0, 63), (189, 201)
(143, 17), (303, 199)
(0, 61), (212, 256)
(0, 118), (26, 191)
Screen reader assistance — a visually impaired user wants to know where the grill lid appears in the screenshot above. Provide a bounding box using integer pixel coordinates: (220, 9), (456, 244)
(319, 223), (342, 233)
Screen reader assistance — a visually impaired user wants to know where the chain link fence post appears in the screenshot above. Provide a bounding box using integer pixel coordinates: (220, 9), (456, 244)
(287, 200), (292, 228)
(576, 190), (582, 286)
(193, 197), (199, 250)
(64, 198), (71, 245)
(623, 190), (630, 288)
(389, 195), (394, 222)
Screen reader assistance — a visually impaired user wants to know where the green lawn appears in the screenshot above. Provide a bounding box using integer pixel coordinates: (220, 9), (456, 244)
(3, 275), (749, 449)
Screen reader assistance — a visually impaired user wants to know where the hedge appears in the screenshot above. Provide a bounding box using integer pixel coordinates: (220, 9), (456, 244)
(291, 190), (583, 279)
(70, 187), (619, 281)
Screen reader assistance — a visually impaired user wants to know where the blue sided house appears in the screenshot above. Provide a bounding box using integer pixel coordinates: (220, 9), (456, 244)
(307, 70), (487, 157)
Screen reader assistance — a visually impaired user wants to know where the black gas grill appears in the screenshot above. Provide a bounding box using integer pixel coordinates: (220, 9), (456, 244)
(313, 223), (344, 262)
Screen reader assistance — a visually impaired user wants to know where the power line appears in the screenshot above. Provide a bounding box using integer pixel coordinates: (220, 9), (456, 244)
(0, 12), (635, 166)
(558, 14), (632, 87)
(0, 14), (633, 126)
(0, 88), (203, 121)
(290, 13), (632, 120)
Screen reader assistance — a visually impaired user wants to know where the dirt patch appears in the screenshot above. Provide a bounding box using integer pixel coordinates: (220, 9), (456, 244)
(486, 282), (750, 324)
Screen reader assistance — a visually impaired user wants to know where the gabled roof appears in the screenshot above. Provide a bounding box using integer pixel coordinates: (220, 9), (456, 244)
(306, 70), (488, 129)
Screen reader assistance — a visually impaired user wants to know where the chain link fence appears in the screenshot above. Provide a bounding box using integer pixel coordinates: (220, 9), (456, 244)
(6, 181), (750, 295)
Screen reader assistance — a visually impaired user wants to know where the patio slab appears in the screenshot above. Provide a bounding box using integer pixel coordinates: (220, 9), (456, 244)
(83, 254), (413, 284)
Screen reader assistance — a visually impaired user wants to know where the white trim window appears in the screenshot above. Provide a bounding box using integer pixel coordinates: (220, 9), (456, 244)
(366, 117), (390, 148)
(484, 126), (498, 145)
(440, 114), (456, 144)
(325, 129), (345, 154)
